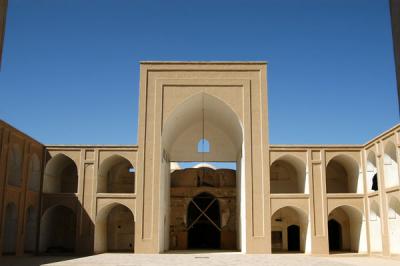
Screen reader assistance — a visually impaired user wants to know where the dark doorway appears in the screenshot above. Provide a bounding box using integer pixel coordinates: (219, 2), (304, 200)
(187, 192), (221, 249)
(372, 173), (378, 191)
(328, 219), (342, 251)
(287, 225), (300, 251)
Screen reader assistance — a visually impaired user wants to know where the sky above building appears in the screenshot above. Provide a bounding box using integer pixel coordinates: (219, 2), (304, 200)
(0, 0), (398, 145)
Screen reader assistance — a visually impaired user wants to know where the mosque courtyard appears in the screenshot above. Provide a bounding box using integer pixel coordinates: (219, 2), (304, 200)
(0, 252), (400, 266)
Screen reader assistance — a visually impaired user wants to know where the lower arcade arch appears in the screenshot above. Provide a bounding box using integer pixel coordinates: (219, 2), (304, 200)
(94, 203), (135, 253)
(271, 206), (310, 253)
(388, 197), (400, 254)
(24, 206), (38, 253)
(369, 201), (382, 253)
(39, 205), (76, 253)
(327, 206), (366, 253)
(2, 202), (18, 255)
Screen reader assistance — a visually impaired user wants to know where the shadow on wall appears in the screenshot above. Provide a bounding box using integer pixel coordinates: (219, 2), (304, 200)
(39, 196), (94, 256)
(39, 151), (95, 256)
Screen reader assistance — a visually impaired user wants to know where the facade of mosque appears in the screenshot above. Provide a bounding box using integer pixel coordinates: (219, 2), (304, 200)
(0, 62), (400, 257)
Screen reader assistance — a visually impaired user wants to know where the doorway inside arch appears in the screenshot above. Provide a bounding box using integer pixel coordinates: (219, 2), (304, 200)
(287, 225), (300, 251)
(328, 219), (342, 251)
(187, 192), (221, 249)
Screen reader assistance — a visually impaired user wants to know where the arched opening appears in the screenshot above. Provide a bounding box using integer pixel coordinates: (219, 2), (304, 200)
(187, 192), (221, 249)
(39, 205), (76, 253)
(271, 206), (310, 253)
(369, 201), (382, 253)
(28, 154), (41, 192)
(326, 155), (361, 193)
(94, 204), (135, 253)
(367, 151), (378, 192)
(384, 142), (399, 188)
(163, 93), (243, 252)
(388, 197), (400, 254)
(24, 206), (38, 253)
(2, 202), (18, 255)
(328, 219), (342, 251)
(7, 144), (23, 187)
(97, 155), (135, 193)
(197, 138), (210, 153)
(43, 154), (78, 193)
(327, 206), (365, 253)
(270, 155), (307, 193)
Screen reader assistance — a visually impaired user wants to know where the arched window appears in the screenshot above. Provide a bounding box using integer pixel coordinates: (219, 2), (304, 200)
(367, 152), (378, 192)
(197, 139), (210, 153)
(28, 154), (41, 192)
(384, 142), (399, 188)
(7, 144), (23, 187)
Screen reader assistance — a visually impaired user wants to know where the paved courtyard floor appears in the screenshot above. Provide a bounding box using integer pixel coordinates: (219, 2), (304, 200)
(1, 252), (400, 266)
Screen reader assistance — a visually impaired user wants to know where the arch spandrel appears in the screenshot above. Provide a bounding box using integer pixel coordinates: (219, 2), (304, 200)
(270, 199), (309, 216)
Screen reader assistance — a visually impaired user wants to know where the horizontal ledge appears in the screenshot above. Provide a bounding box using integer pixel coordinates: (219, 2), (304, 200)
(327, 193), (364, 198)
(96, 193), (136, 198)
(270, 193), (310, 199)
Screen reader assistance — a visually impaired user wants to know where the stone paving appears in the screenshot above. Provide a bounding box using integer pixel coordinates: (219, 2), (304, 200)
(1, 252), (400, 266)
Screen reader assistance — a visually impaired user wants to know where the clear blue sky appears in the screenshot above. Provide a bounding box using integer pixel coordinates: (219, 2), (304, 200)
(0, 0), (398, 145)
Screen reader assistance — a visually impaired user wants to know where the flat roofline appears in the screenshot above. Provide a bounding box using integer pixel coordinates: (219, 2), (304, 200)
(45, 144), (138, 148)
(140, 61), (267, 65)
(269, 144), (363, 149)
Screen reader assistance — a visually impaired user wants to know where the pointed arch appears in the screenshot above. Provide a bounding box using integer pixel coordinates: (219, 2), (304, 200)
(43, 154), (78, 193)
(24, 205), (38, 253)
(39, 205), (76, 253)
(384, 141), (399, 188)
(271, 206), (310, 253)
(94, 203), (135, 253)
(326, 154), (361, 193)
(7, 143), (23, 187)
(97, 155), (135, 193)
(327, 205), (366, 253)
(270, 154), (307, 193)
(2, 202), (18, 254)
(28, 153), (41, 192)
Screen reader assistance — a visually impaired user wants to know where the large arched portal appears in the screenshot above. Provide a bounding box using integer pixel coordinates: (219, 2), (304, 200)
(94, 204), (135, 253)
(39, 205), (76, 253)
(163, 93), (243, 252)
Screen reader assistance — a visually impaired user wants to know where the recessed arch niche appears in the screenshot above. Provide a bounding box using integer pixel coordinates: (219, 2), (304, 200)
(384, 142), (399, 188)
(7, 143), (23, 187)
(28, 153), (41, 192)
(2, 202), (18, 254)
(94, 203), (135, 253)
(327, 205), (366, 253)
(366, 151), (378, 192)
(97, 155), (135, 193)
(326, 155), (361, 193)
(270, 206), (310, 253)
(43, 154), (78, 193)
(270, 155), (307, 194)
(39, 205), (76, 253)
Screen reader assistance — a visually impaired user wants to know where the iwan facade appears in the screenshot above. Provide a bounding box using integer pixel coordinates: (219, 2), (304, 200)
(1, 62), (400, 256)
